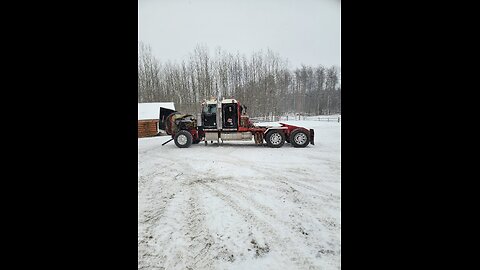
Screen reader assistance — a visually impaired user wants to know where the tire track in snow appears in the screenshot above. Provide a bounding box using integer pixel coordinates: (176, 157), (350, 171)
(143, 174), (233, 270)
(201, 181), (319, 270)
(283, 166), (341, 195)
(138, 165), (185, 270)
(217, 155), (340, 203)
(149, 176), (215, 270)
(281, 177), (341, 205)
(219, 178), (341, 232)
(214, 179), (340, 268)
(182, 181), (216, 270)
(226, 176), (339, 212)
(137, 168), (168, 191)
(137, 154), (177, 190)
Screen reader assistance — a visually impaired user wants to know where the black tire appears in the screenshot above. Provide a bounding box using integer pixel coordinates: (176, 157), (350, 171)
(265, 130), (285, 148)
(174, 130), (193, 148)
(290, 129), (310, 148)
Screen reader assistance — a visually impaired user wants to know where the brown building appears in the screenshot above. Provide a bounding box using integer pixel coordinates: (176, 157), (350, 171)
(138, 102), (175, 138)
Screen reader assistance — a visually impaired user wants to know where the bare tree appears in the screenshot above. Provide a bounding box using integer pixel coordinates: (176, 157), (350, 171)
(138, 42), (341, 117)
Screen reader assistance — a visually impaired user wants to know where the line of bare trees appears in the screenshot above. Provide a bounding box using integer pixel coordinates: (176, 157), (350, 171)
(138, 42), (341, 117)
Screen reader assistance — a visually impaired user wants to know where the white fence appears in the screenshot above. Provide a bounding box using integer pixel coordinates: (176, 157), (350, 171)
(251, 115), (341, 123)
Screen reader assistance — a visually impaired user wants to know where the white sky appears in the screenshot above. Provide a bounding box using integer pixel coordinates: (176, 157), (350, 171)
(138, 0), (340, 69)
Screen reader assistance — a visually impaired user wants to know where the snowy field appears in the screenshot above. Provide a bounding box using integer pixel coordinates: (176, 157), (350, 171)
(138, 120), (341, 270)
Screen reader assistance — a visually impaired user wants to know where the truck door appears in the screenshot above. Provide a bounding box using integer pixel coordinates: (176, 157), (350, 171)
(202, 104), (217, 128)
(222, 103), (238, 129)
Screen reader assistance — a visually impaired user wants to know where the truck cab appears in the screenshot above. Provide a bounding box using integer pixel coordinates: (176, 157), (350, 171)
(201, 98), (246, 131)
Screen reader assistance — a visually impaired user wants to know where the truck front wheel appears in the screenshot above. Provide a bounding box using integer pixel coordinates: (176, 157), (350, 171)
(174, 130), (193, 148)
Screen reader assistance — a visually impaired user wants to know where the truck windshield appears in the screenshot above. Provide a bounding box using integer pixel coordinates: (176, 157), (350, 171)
(204, 104), (216, 114)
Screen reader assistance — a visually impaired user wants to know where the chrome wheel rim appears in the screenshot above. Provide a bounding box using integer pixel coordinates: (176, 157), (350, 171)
(294, 133), (307, 145)
(177, 134), (187, 145)
(270, 133), (282, 145)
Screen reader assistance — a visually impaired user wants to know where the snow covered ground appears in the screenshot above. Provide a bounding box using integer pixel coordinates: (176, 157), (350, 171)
(138, 120), (341, 270)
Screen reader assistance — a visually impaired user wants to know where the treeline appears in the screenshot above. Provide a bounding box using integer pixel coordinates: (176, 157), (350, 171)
(138, 42), (340, 117)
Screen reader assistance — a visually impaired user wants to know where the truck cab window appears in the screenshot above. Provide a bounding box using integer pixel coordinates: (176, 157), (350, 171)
(203, 104), (216, 114)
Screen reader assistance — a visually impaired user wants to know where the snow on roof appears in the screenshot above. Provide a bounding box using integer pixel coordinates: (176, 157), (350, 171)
(205, 100), (217, 105)
(221, 98), (237, 104)
(138, 102), (175, 120)
(203, 98), (238, 105)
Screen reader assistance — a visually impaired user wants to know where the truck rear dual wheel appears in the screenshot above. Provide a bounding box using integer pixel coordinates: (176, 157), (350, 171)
(290, 129), (310, 148)
(174, 130), (193, 148)
(265, 130), (285, 148)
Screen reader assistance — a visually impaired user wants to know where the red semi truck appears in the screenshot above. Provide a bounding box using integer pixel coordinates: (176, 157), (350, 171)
(159, 98), (314, 148)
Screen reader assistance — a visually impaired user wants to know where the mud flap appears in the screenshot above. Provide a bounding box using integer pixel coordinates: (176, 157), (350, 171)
(254, 132), (264, 145)
(310, 129), (315, 145)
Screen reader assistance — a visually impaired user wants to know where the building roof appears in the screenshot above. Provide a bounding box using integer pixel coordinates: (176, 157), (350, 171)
(138, 102), (175, 120)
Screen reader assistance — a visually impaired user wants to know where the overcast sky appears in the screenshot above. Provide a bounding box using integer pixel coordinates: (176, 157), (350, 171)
(138, 0), (340, 69)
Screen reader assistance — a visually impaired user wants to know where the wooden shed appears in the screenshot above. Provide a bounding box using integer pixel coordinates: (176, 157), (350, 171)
(138, 102), (175, 138)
